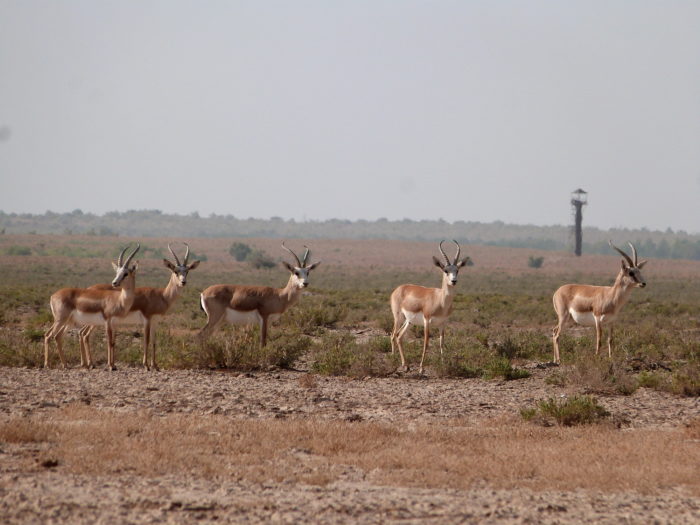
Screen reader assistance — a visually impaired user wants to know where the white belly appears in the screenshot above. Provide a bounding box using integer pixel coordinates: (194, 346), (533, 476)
(401, 310), (447, 327)
(569, 309), (616, 327)
(111, 311), (147, 326)
(70, 311), (106, 326)
(225, 309), (262, 325)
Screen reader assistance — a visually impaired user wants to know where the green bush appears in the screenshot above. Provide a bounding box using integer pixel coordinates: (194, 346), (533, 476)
(195, 328), (309, 370)
(311, 333), (395, 377)
(483, 357), (531, 380)
(229, 242), (252, 262)
(6, 246), (32, 256)
(527, 256), (544, 269)
(248, 249), (276, 269)
(523, 395), (610, 426)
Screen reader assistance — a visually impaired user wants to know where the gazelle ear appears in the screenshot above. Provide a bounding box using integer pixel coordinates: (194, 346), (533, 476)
(307, 261), (321, 271)
(432, 256), (444, 269)
(621, 259), (629, 270)
(188, 260), (201, 270)
(163, 259), (176, 271)
(637, 260), (648, 269)
(112, 262), (118, 271)
(282, 261), (295, 272)
(131, 261), (139, 272)
(458, 257), (471, 268)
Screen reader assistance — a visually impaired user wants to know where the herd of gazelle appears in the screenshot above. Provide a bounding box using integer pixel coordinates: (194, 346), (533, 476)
(43, 239), (647, 371)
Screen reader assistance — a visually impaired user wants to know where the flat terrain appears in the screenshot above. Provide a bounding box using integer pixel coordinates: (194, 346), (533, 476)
(1, 235), (699, 523)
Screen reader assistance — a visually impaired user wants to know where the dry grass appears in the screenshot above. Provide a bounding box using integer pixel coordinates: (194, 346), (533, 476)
(2, 404), (698, 495)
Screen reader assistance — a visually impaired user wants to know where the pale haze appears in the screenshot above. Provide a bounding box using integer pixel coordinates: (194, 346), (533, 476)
(1, 1), (699, 232)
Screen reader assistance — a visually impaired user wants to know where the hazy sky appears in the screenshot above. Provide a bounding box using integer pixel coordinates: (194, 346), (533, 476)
(1, 1), (699, 232)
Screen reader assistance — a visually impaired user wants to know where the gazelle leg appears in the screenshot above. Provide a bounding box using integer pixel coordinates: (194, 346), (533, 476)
(418, 318), (430, 375)
(106, 321), (116, 370)
(260, 316), (268, 347)
(607, 325), (614, 359)
(438, 326), (445, 355)
(552, 310), (570, 365)
(44, 323), (60, 368)
(143, 320), (151, 370)
(78, 326), (91, 368)
(53, 325), (68, 369)
(395, 319), (411, 370)
(390, 313), (406, 355)
(150, 323), (159, 371)
(594, 317), (602, 356)
(197, 310), (225, 344)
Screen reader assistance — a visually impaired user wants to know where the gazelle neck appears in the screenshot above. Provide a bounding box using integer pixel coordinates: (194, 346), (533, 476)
(118, 272), (137, 310)
(280, 274), (304, 305)
(440, 272), (457, 304)
(163, 272), (184, 304)
(610, 269), (636, 306)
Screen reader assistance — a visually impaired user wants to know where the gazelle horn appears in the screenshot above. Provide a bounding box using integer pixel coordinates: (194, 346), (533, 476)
(168, 243), (181, 266)
(183, 242), (190, 264)
(609, 240), (633, 267)
(438, 240), (450, 266)
(124, 243), (140, 267)
(452, 240), (461, 265)
(117, 245), (128, 267)
(628, 242), (638, 267)
(281, 241), (302, 267)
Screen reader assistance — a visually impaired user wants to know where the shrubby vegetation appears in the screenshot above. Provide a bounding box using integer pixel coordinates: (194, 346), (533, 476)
(1, 235), (698, 400)
(3, 210), (700, 260)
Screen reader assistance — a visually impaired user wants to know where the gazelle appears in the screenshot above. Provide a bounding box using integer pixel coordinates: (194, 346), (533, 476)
(44, 243), (140, 370)
(79, 243), (200, 371)
(198, 242), (320, 347)
(390, 240), (471, 374)
(551, 241), (648, 364)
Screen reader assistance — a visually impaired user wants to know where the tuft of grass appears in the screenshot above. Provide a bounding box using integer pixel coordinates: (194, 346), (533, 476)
(194, 328), (310, 371)
(523, 395), (610, 426)
(310, 333), (395, 377)
(483, 357), (531, 381)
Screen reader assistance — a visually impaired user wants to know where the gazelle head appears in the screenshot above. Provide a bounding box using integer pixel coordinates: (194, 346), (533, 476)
(163, 242), (201, 287)
(281, 241), (321, 289)
(111, 243), (140, 287)
(432, 240), (471, 286)
(609, 240), (647, 288)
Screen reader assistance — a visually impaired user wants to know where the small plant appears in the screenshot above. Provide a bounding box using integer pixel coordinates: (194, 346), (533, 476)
(6, 246), (32, 256)
(229, 242), (252, 262)
(248, 249), (276, 269)
(523, 395), (610, 426)
(527, 256), (544, 269)
(483, 357), (531, 381)
(310, 333), (394, 377)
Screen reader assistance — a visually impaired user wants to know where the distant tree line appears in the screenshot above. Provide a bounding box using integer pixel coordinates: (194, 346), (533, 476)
(1, 209), (699, 261)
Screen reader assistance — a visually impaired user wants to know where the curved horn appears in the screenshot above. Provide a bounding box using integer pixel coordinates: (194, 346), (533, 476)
(301, 245), (310, 267)
(124, 243), (140, 267)
(117, 245), (128, 267)
(609, 240), (633, 266)
(627, 242), (638, 266)
(183, 242), (190, 264)
(168, 243), (181, 266)
(452, 239), (461, 265)
(281, 241), (302, 267)
(438, 240), (450, 266)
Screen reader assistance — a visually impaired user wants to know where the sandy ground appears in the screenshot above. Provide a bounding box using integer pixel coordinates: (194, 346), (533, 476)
(1, 366), (699, 524)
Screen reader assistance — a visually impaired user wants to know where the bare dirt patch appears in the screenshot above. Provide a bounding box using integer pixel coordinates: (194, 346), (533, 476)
(1, 366), (699, 524)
